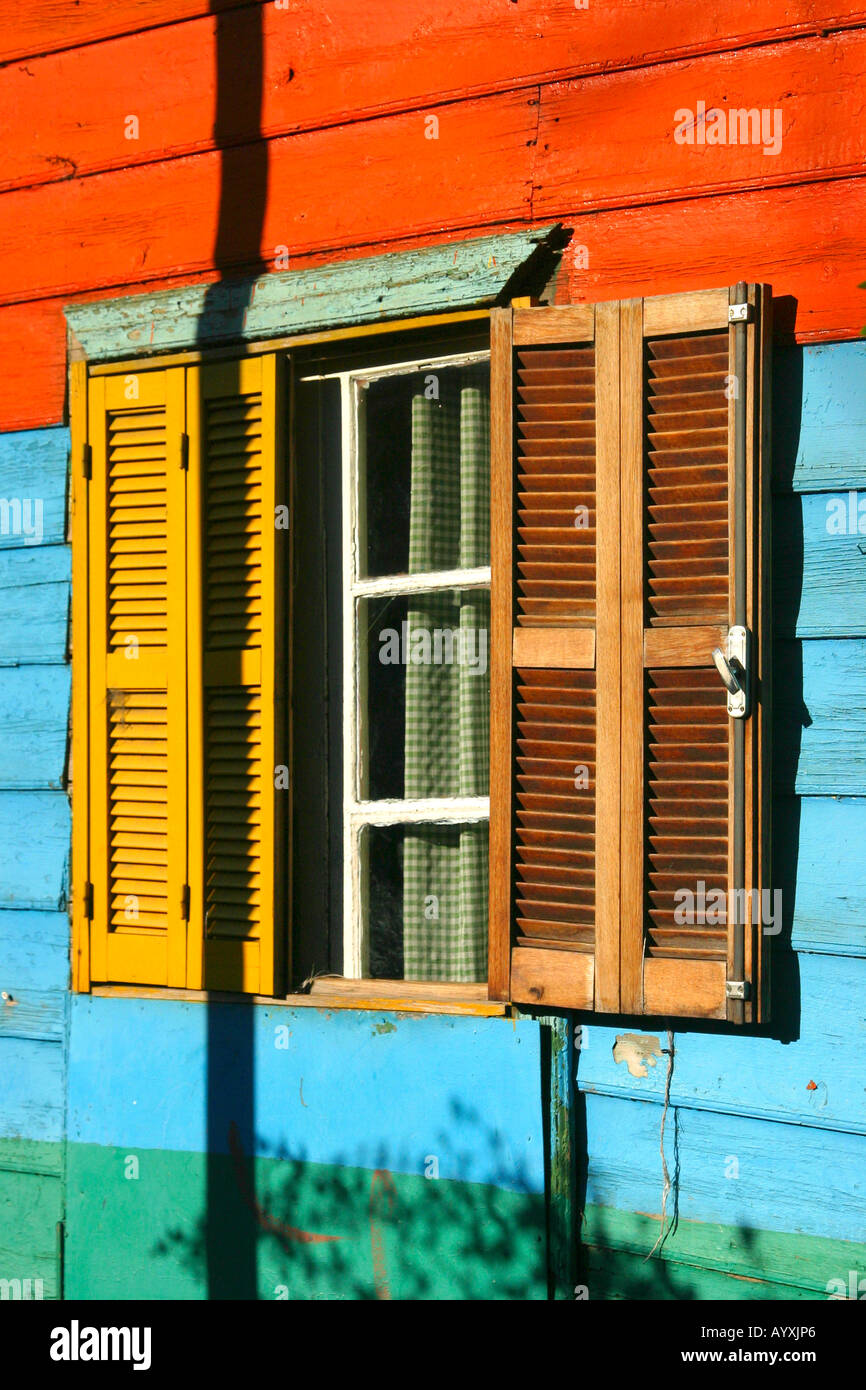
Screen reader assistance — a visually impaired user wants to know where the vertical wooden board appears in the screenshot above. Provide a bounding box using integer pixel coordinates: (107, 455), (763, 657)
(593, 301), (620, 1012)
(488, 308), (513, 1001)
(0, 1168), (62, 1299)
(184, 366), (205, 992)
(618, 300), (644, 1013)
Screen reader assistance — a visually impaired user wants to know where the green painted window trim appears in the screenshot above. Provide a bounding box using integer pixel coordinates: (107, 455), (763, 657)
(65, 224), (562, 363)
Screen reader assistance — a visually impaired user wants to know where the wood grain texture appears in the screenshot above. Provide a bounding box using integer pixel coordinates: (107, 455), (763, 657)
(0, 666), (69, 789)
(557, 175), (866, 344)
(773, 342), (866, 491)
(0, 546), (70, 664)
(65, 227), (556, 361)
(5, 1), (864, 123)
(775, 638), (866, 793)
(512, 627), (594, 669)
(0, 93), (538, 309)
(0, 427), (68, 549)
(579, 950), (866, 1134)
(536, 32), (866, 217)
(511, 945), (593, 1009)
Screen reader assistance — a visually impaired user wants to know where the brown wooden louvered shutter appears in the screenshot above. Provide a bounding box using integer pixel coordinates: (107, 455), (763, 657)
(490, 288), (771, 1021)
(185, 356), (287, 995)
(620, 286), (771, 1022)
(87, 368), (188, 986)
(489, 304), (622, 1010)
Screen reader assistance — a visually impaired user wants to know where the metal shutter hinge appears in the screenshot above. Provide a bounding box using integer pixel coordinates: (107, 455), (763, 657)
(80, 442), (92, 480)
(181, 883), (190, 920)
(725, 980), (749, 1000)
(728, 303), (752, 323)
(179, 433), (189, 470)
(83, 881), (93, 920)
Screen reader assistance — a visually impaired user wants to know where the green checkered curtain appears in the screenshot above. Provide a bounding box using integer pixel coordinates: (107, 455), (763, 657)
(402, 368), (490, 981)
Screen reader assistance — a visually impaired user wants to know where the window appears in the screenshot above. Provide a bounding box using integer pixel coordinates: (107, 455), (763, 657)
(342, 355), (491, 982)
(71, 283), (771, 1021)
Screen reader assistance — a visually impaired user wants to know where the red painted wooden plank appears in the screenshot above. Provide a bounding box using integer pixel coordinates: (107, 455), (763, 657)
(3, 5), (866, 190)
(0, 93), (537, 307)
(2, 176), (862, 435)
(555, 175), (866, 343)
(535, 32), (866, 215)
(0, 1), (241, 63)
(2, 24), (863, 308)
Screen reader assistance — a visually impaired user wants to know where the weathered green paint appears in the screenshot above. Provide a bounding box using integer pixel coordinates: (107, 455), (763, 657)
(65, 1144), (547, 1300)
(0, 1165), (61, 1300)
(65, 225), (560, 362)
(581, 1206), (866, 1301)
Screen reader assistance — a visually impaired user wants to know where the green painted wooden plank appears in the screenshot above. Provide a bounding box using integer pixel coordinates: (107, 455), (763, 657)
(0, 1167), (61, 1300)
(582, 1244), (823, 1301)
(65, 225), (560, 362)
(64, 1143), (546, 1300)
(0, 1137), (63, 1179)
(581, 1205), (866, 1300)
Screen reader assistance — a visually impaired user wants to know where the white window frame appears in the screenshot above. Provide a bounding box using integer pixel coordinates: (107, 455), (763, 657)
(301, 348), (491, 977)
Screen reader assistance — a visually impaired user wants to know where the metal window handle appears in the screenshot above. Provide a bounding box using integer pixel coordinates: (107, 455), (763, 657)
(712, 626), (749, 718)
(712, 648), (741, 695)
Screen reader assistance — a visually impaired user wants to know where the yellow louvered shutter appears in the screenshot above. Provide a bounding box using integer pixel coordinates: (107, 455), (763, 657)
(186, 356), (287, 994)
(87, 369), (188, 986)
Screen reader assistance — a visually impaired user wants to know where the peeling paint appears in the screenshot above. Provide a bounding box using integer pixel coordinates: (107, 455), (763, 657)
(613, 1033), (663, 1079)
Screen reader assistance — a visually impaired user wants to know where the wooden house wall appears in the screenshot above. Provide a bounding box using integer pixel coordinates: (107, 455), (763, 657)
(0, 1), (864, 1298)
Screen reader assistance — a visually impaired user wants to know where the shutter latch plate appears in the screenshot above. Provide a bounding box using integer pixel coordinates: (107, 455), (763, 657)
(728, 303), (751, 323)
(725, 980), (749, 1000)
(712, 626), (749, 718)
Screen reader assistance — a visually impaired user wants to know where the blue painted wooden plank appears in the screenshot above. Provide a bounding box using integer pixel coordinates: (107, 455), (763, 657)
(65, 225), (558, 361)
(774, 492), (866, 638)
(0, 988), (64, 1042)
(0, 544), (69, 666)
(576, 952), (866, 1135)
(775, 796), (866, 958)
(773, 342), (866, 493)
(583, 1091), (866, 1247)
(774, 639), (866, 795)
(0, 428), (68, 549)
(0, 792), (69, 910)
(68, 997), (546, 1192)
(0, 910), (69, 992)
(0, 666), (69, 790)
(0, 1037), (64, 1146)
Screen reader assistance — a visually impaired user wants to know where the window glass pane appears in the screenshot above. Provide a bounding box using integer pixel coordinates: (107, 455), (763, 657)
(362, 589), (490, 801)
(366, 822), (489, 982)
(362, 362), (490, 578)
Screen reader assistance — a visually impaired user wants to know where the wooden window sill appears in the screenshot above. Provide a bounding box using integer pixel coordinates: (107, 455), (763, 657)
(90, 980), (508, 1018)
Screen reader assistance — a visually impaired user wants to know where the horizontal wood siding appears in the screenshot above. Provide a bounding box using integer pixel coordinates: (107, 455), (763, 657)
(1, 0), (865, 1301)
